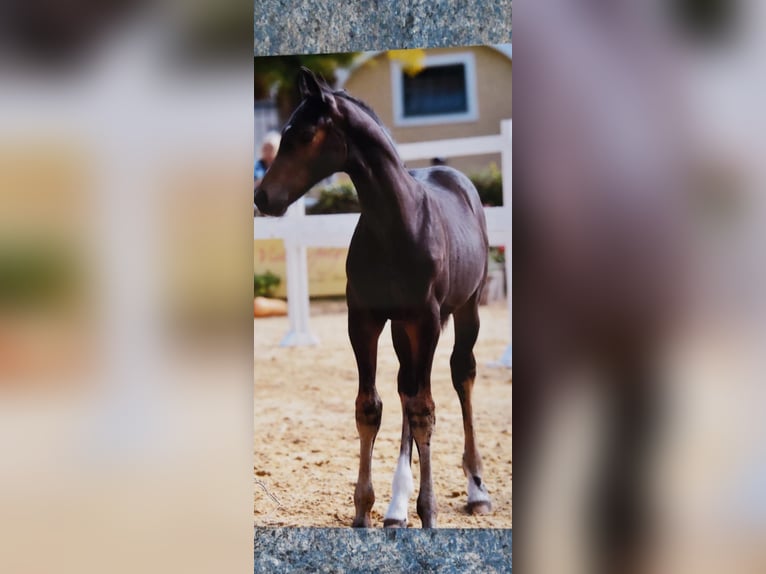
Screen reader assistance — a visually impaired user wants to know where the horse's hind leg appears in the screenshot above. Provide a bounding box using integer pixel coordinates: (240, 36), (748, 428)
(451, 295), (492, 514)
(395, 313), (441, 528)
(348, 307), (385, 528)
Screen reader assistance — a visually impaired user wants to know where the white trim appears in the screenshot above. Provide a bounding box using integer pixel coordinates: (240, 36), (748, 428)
(390, 52), (479, 127)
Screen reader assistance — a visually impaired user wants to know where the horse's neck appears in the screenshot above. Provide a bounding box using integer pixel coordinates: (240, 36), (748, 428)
(343, 109), (423, 238)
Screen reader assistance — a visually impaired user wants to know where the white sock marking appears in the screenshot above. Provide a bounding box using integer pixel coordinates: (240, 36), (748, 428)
(467, 476), (491, 503)
(384, 454), (414, 522)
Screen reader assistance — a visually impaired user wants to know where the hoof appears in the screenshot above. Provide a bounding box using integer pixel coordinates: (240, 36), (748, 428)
(351, 516), (371, 528)
(383, 518), (408, 528)
(467, 500), (492, 515)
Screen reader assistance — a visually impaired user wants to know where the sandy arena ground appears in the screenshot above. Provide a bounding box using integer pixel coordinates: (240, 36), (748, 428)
(254, 299), (512, 528)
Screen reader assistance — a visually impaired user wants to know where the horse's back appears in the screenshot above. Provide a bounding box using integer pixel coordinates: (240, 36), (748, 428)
(410, 166), (485, 220)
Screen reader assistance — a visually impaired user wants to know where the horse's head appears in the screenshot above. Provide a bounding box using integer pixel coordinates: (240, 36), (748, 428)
(254, 67), (347, 216)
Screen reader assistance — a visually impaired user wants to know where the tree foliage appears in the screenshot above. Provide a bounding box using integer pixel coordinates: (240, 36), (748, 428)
(254, 49), (427, 123)
(254, 53), (361, 121)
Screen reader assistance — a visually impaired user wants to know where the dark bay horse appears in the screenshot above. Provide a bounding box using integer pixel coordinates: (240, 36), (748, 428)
(254, 67), (492, 528)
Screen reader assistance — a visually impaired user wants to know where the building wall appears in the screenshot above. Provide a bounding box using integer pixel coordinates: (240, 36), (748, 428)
(343, 46), (512, 175)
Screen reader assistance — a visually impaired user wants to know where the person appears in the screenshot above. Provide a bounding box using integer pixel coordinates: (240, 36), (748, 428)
(254, 131), (281, 187)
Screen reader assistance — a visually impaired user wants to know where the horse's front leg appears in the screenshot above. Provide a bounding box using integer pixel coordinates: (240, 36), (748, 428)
(348, 307), (385, 527)
(383, 400), (413, 528)
(383, 322), (417, 528)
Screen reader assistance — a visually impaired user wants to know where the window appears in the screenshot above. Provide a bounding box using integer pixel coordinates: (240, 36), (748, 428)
(391, 53), (478, 126)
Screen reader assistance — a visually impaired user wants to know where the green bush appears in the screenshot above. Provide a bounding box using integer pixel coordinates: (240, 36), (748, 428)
(254, 271), (281, 297)
(306, 183), (361, 215)
(469, 163), (503, 207)
(0, 244), (76, 309)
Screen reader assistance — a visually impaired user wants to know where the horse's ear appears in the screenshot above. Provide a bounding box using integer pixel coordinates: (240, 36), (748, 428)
(298, 67), (325, 101)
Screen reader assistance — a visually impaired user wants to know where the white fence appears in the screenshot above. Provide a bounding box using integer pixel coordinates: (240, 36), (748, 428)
(254, 119), (512, 367)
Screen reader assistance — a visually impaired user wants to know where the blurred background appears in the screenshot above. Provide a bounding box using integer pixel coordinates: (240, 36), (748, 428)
(0, 1), (254, 573)
(515, 1), (766, 573)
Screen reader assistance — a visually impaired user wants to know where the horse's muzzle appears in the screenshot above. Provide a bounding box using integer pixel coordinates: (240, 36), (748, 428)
(254, 187), (288, 217)
(253, 187), (269, 213)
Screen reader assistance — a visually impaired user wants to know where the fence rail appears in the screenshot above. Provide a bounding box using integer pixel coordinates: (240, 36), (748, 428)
(255, 119), (512, 366)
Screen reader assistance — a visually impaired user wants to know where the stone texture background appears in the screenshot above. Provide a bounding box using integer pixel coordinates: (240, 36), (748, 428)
(253, 2), (512, 572)
(254, 0), (512, 56)
(254, 528), (513, 573)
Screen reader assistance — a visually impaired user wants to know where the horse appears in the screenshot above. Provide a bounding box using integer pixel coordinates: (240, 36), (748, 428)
(254, 67), (492, 528)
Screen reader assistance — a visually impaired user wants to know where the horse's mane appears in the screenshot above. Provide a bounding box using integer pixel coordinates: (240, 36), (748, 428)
(332, 91), (383, 125)
(331, 90), (399, 154)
